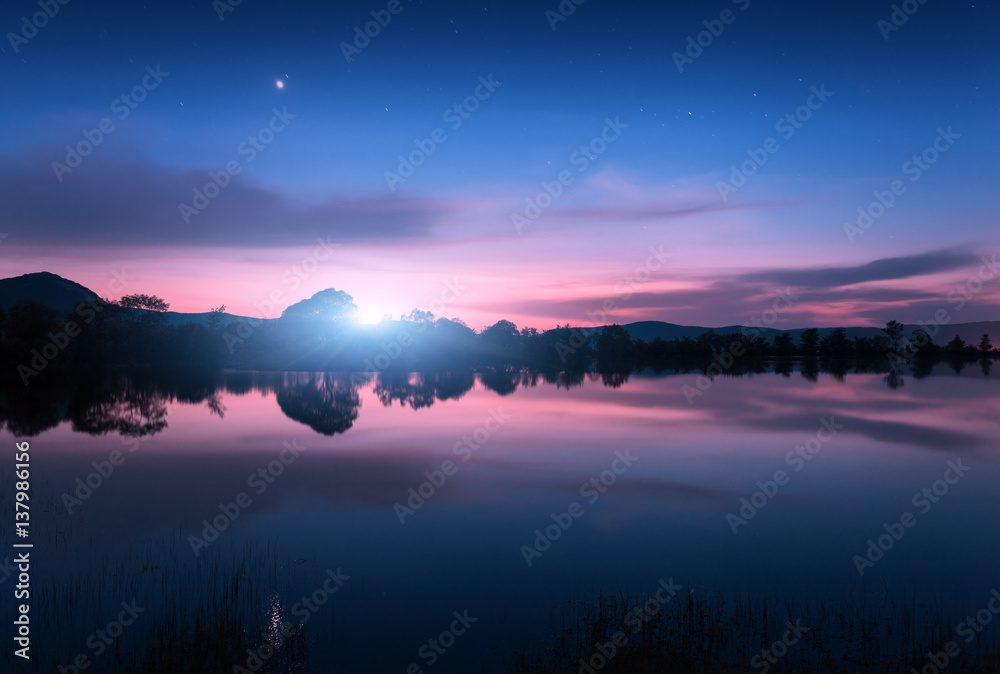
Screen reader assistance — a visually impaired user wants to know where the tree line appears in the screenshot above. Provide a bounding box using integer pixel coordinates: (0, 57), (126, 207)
(0, 289), (995, 386)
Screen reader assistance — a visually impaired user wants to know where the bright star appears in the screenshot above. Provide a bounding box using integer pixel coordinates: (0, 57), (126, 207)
(276, 80), (284, 89)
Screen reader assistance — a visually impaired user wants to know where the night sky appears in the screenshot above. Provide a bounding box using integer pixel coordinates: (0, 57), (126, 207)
(1, 0), (997, 329)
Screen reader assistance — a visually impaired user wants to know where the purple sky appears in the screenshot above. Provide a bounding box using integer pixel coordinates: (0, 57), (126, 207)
(1, 0), (997, 330)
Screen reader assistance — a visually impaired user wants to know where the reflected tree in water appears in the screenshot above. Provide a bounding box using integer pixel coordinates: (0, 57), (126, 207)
(276, 373), (361, 436)
(0, 385), (67, 437)
(540, 369), (587, 390)
(883, 369), (905, 390)
(70, 385), (169, 437)
(479, 367), (521, 396)
(601, 370), (630, 389)
(433, 371), (476, 401)
(375, 372), (437, 410)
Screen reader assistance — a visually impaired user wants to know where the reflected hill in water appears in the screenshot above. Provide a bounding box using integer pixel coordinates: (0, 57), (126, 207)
(1, 360), (996, 439)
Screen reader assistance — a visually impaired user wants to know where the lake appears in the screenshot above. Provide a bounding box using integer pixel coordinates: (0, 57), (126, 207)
(3, 363), (999, 672)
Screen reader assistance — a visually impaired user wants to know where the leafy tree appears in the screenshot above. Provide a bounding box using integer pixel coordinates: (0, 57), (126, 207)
(207, 304), (227, 331)
(403, 309), (434, 323)
(480, 320), (520, 363)
(281, 289), (358, 322)
(882, 320), (905, 352)
(115, 294), (170, 336)
(118, 294), (170, 312)
(979, 333), (993, 354)
(908, 329), (939, 359)
(773, 332), (795, 356)
(799, 328), (819, 357)
(945, 335), (967, 353)
(596, 324), (633, 370)
(819, 328), (852, 357)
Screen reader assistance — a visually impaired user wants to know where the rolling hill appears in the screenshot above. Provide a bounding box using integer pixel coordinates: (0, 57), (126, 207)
(1, 271), (996, 344)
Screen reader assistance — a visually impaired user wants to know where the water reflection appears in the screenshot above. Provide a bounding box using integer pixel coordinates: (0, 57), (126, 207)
(373, 370), (476, 409)
(4, 361), (1000, 672)
(1, 360), (998, 439)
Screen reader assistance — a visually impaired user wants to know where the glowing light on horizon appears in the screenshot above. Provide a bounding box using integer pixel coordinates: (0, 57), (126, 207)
(357, 307), (389, 324)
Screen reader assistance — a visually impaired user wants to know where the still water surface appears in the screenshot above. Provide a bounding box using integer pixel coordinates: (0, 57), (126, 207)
(4, 365), (998, 672)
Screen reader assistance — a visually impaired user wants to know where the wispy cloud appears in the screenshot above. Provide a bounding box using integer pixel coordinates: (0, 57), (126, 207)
(739, 250), (979, 288)
(0, 153), (477, 246)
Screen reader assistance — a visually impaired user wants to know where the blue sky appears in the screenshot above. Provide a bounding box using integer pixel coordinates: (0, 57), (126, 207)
(1, 0), (998, 329)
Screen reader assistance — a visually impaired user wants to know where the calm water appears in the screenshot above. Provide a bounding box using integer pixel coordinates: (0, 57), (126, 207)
(3, 365), (999, 672)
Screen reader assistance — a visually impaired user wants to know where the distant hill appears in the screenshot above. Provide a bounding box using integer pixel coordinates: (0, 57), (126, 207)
(622, 321), (1000, 347)
(0, 272), (996, 344)
(0, 272), (99, 314)
(0, 272), (256, 326)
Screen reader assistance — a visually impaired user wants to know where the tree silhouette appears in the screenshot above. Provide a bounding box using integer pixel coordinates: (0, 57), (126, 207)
(979, 333), (993, 354)
(207, 304), (227, 330)
(818, 328), (852, 357)
(773, 332), (795, 356)
(945, 335), (967, 353)
(882, 320), (904, 352)
(596, 324), (633, 371)
(480, 320), (519, 363)
(118, 294), (170, 312)
(799, 328), (819, 357)
(281, 289), (358, 323)
(403, 308), (434, 323)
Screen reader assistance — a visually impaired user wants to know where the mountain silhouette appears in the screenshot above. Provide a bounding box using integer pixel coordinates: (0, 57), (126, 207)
(1, 271), (997, 344)
(0, 271), (99, 313)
